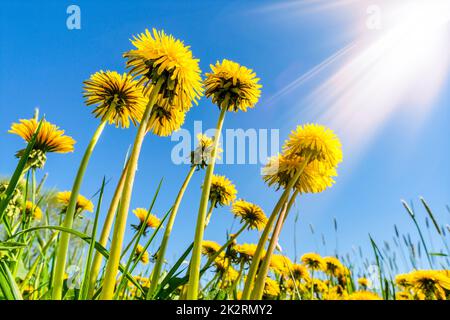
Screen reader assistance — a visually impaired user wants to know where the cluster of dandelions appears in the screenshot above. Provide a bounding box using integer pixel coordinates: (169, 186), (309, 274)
(1, 27), (449, 301)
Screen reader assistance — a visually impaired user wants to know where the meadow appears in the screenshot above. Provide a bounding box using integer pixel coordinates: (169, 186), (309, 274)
(0, 28), (449, 301)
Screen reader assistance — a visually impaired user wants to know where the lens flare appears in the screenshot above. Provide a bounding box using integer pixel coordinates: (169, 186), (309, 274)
(268, 0), (450, 154)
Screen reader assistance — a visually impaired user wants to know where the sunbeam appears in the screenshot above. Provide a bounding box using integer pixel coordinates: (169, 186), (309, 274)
(267, 0), (450, 154)
(312, 0), (450, 152)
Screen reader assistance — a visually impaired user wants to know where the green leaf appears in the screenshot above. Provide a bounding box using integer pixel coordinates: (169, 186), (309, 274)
(0, 241), (27, 251)
(429, 252), (448, 257)
(154, 242), (193, 299)
(79, 177), (106, 300)
(0, 260), (23, 300)
(9, 225), (144, 295)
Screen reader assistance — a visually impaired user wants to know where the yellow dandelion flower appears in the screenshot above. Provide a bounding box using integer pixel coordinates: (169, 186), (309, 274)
(262, 154), (337, 194)
(439, 270), (450, 277)
(132, 208), (161, 230)
(323, 256), (344, 277)
(269, 254), (292, 276)
(395, 273), (412, 288)
(22, 284), (35, 296)
(357, 277), (371, 289)
(263, 277), (280, 298)
(396, 291), (412, 300)
(283, 124), (343, 168)
(306, 278), (328, 295)
(213, 255), (231, 273)
(209, 175), (237, 207)
(347, 291), (381, 300)
(134, 244), (149, 264)
(301, 253), (325, 271)
(291, 264), (310, 281)
(57, 191), (93, 215)
(83, 70), (146, 128)
(284, 278), (299, 294)
(25, 201), (42, 220)
(9, 118), (75, 157)
(234, 243), (263, 262)
(146, 103), (185, 136)
(323, 286), (347, 300)
(231, 200), (267, 231)
(124, 28), (203, 110)
(409, 270), (450, 299)
(138, 277), (151, 289)
(205, 59), (261, 112)
(337, 266), (351, 288)
(191, 133), (223, 169)
(222, 267), (240, 286)
(201, 240), (221, 258)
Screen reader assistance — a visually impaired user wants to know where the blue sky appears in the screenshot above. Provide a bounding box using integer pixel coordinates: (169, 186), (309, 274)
(1, 0), (449, 274)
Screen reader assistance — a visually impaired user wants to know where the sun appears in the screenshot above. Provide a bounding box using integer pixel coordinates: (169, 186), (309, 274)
(269, 0), (450, 153)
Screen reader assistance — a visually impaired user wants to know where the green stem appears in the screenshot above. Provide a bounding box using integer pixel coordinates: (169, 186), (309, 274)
(87, 160), (128, 298)
(186, 106), (227, 300)
(147, 165), (196, 299)
(20, 232), (57, 290)
(241, 155), (310, 299)
(252, 202), (289, 299)
(202, 222), (248, 272)
(100, 79), (164, 300)
(283, 189), (299, 224)
(120, 232), (139, 260)
(13, 169), (36, 277)
(231, 260), (245, 297)
(52, 105), (115, 300)
(204, 201), (216, 227)
(202, 272), (220, 294)
(411, 217), (433, 268)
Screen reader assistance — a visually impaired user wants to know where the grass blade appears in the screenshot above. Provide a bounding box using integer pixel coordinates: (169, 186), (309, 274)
(0, 260), (23, 300)
(79, 177), (106, 300)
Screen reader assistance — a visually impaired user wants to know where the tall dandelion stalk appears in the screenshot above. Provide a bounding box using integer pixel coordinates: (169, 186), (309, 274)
(187, 59), (261, 299)
(147, 134), (220, 298)
(243, 124), (342, 299)
(100, 29), (202, 299)
(52, 71), (146, 299)
(87, 158), (129, 298)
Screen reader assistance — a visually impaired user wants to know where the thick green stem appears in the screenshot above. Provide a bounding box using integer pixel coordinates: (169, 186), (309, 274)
(100, 79), (163, 300)
(87, 160), (128, 298)
(52, 105), (114, 300)
(241, 156), (310, 299)
(186, 106), (227, 300)
(283, 189), (299, 224)
(147, 165), (196, 299)
(252, 202), (289, 299)
(240, 195), (288, 299)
